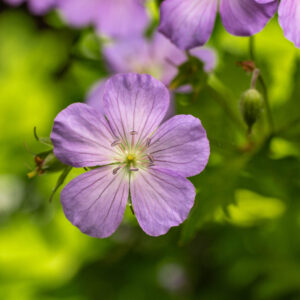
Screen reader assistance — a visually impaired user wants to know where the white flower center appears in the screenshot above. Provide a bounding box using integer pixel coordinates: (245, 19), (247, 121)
(110, 131), (154, 175)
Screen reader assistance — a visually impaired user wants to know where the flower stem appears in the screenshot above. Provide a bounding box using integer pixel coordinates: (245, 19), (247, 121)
(248, 36), (274, 134)
(250, 69), (260, 89)
(258, 75), (274, 133)
(249, 36), (255, 61)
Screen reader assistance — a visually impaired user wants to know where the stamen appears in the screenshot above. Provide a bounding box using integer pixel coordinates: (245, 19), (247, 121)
(130, 130), (137, 135)
(112, 166), (121, 175)
(111, 139), (121, 147)
(147, 154), (154, 163)
(129, 168), (139, 172)
(146, 138), (151, 147)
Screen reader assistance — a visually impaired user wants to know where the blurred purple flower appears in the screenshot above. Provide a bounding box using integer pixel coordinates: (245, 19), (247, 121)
(51, 73), (210, 237)
(158, 0), (278, 50)
(57, 0), (149, 38)
(4, 0), (56, 14)
(103, 33), (216, 84)
(87, 33), (216, 115)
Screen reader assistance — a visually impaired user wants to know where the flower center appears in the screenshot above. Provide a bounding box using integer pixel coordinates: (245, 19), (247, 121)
(127, 154), (135, 162)
(110, 131), (155, 175)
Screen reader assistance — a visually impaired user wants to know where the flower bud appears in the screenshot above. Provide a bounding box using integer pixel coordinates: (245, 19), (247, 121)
(27, 150), (66, 178)
(240, 89), (263, 130)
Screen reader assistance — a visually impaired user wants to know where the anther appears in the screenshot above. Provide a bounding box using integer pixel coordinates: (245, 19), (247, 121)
(129, 168), (139, 172)
(111, 139), (121, 147)
(130, 130), (137, 135)
(112, 166), (121, 175)
(147, 154), (154, 163)
(146, 138), (151, 147)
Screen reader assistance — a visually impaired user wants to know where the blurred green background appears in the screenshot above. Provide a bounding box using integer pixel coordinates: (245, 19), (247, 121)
(1, 2), (300, 300)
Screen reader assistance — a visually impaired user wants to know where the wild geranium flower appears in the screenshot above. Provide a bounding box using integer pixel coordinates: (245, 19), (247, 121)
(87, 32), (216, 115)
(159, 0), (278, 50)
(103, 33), (216, 85)
(57, 0), (149, 39)
(51, 73), (210, 237)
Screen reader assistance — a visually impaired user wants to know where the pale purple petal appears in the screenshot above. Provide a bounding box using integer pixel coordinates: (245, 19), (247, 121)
(131, 167), (195, 236)
(103, 73), (170, 146)
(278, 0), (300, 48)
(51, 103), (118, 168)
(158, 0), (218, 50)
(148, 115), (210, 178)
(28, 0), (56, 14)
(61, 166), (129, 238)
(151, 32), (186, 84)
(58, 0), (100, 27)
(189, 47), (217, 73)
(86, 79), (106, 115)
(95, 0), (149, 38)
(220, 0), (278, 36)
(103, 38), (150, 74)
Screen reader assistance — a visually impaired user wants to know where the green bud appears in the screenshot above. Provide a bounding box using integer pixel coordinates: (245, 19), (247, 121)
(27, 150), (66, 178)
(240, 89), (263, 130)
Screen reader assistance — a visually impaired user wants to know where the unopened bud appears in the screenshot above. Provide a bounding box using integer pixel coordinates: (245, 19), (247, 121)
(240, 89), (263, 130)
(27, 150), (65, 178)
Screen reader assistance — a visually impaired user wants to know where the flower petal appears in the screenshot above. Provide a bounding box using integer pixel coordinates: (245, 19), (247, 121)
(51, 103), (118, 168)
(151, 32), (186, 84)
(103, 73), (170, 146)
(158, 0), (218, 50)
(278, 0), (300, 48)
(148, 115), (210, 178)
(103, 38), (150, 74)
(86, 79), (106, 115)
(131, 167), (195, 236)
(189, 47), (217, 73)
(61, 167), (129, 238)
(28, 0), (56, 15)
(95, 0), (149, 38)
(255, 0), (276, 4)
(220, 0), (278, 36)
(58, 0), (99, 28)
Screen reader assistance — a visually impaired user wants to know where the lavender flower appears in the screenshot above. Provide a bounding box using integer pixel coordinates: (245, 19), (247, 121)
(51, 73), (210, 237)
(159, 0), (278, 50)
(87, 33), (216, 115)
(103, 33), (216, 85)
(57, 0), (150, 38)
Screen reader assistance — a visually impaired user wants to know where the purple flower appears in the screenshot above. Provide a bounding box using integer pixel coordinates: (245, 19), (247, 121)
(4, 0), (56, 14)
(278, 0), (300, 48)
(87, 33), (216, 115)
(103, 33), (216, 85)
(51, 73), (210, 237)
(158, 0), (278, 50)
(57, 0), (150, 39)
